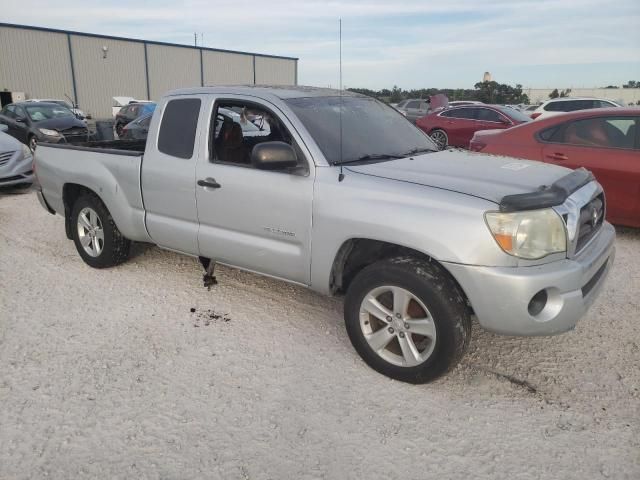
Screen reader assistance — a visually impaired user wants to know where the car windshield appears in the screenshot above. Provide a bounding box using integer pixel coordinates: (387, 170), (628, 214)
(286, 96), (437, 164)
(51, 100), (73, 109)
(494, 105), (532, 122)
(24, 104), (74, 121)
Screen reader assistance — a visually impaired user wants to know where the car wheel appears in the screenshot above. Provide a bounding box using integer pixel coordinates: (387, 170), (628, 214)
(115, 123), (124, 138)
(28, 135), (37, 152)
(71, 192), (131, 268)
(344, 256), (471, 384)
(429, 129), (448, 150)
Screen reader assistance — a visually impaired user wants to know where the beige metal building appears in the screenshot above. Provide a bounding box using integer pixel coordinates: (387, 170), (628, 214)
(0, 23), (298, 118)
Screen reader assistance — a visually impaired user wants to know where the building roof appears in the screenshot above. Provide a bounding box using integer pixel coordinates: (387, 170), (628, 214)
(0, 22), (298, 61)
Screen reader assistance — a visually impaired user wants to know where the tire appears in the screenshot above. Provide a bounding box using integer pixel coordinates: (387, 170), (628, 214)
(344, 256), (471, 384)
(115, 123), (124, 138)
(429, 129), (448, 150)
(70, 193), (131, 268)
(28, 135), (37, 152)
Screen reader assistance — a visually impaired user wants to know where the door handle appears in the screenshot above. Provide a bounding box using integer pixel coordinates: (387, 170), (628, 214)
(546, 152), (569, 161)
(197, 178), (221, 189)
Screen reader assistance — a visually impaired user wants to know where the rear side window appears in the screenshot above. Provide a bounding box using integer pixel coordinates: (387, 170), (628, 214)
(476, 108), (503, 122)
(406, 101), (421, 109)
(158, 98), (201, 159)
(441, 107), (474, 119)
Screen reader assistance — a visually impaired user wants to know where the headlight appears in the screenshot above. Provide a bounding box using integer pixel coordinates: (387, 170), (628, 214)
(485, 209), (566, 259)
(21, 144), (32, 158)
(38, 128), (61, 136)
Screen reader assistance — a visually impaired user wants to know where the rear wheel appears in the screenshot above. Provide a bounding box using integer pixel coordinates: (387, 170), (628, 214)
(71, 193), (131, 268)
(429, 129), (448, 150)
(344, 256), (471, 383)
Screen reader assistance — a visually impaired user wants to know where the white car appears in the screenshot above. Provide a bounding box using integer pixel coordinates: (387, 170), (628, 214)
(24, 99), (89, 120)
(530, 97), (620, 120)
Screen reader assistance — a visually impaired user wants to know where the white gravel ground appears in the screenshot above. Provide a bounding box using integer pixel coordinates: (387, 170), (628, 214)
(1, 189), (638, 480)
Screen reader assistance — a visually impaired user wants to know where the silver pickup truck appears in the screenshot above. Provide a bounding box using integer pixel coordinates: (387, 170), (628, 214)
(35, 86), (615, 383)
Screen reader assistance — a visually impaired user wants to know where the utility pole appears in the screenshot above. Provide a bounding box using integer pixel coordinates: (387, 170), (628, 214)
(194, 32), (197, 46)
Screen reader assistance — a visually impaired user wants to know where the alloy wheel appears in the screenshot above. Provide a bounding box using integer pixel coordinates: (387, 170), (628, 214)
(77, 207), (105, 257)
(359, 286), (437, 367)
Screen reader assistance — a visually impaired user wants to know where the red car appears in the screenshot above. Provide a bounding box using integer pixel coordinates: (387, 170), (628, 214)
(470, 108), (640, 227)
(415, 105), (531, 150)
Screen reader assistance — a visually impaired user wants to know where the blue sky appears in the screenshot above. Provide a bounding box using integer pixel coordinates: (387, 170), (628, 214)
(3, 0), (639, 89)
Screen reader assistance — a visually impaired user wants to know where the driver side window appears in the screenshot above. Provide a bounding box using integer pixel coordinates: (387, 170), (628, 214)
(210, 100), (302, 169)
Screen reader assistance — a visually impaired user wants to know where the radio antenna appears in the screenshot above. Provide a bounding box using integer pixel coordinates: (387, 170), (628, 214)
(338, 18), (345, 182)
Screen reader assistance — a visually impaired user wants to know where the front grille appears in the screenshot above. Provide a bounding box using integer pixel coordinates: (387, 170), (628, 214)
(575, 193), (605, 252)
(61, 127), (89, 143)
(0, 150), (14, 166)
(61, 127), (88, 136)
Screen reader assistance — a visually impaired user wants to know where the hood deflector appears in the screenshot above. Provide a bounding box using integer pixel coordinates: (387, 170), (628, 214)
(499, 168), (594, 212)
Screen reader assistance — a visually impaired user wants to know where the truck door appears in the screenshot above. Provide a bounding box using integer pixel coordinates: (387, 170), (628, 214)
(140, 95), (204, 255)
(194, 96), (314, 285)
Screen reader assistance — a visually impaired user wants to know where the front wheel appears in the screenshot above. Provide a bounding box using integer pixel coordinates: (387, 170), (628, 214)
(429, 129), (448, 150)
(344, 257), (471, 383)
(28, 135), (37, 152)
(71, 193), (131, 268)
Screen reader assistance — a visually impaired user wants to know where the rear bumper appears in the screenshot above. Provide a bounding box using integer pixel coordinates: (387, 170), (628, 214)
(444, 222), (615, 336)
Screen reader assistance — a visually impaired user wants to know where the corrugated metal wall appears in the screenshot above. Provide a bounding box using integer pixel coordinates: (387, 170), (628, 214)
(255, 57), (296, 85)
(203, 51), (254, 85)
(147, 44), (201, 100)
(0, 26), (74, 100)
(70, 35), (147, 118)
(0, 24), (298, 118)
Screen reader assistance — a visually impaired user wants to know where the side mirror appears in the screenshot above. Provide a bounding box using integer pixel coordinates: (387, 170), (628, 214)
(0, 124), (7, 133)
(251, 141), (298, 170)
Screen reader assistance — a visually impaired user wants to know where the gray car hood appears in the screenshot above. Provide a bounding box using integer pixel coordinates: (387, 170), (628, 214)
(345, 149), (571, 204)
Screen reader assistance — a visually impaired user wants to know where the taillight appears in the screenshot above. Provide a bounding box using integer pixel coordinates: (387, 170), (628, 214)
(530, 112), (541, 119)
(469, 141), (486, 152)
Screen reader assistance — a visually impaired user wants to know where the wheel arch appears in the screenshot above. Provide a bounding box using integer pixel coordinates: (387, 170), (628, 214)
(329, 238), (471, 310)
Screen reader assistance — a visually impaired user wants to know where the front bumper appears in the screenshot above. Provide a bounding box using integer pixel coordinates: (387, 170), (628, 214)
(444, 222), (615, 336)
(0, 150), (34, 187)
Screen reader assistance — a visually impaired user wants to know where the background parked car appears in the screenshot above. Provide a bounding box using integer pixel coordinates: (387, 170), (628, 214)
(530, 97), (620, 120)
(24, 98), (90, 120)
(120, 112), (152, 140)
(416, 104), (531, 150)
(470, 108), (639, 227)
(396, 99), (430, 123)
(0, 102), (89, 151)
(0, 125), (33, 188)
(115, 102), (156, 137)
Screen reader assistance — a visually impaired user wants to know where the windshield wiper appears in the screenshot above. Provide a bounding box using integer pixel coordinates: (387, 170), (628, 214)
(336, 153), (404, 165)
(401, 147), (436, 157)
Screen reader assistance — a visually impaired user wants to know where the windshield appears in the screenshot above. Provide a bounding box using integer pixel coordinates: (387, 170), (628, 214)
(51, 100), (73, 109)
(286, 96), (437, 164)
(24, 104), (74, 122)
(494, 105), (532, 122)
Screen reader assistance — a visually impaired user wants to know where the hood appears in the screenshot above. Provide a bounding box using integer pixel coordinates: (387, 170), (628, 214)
(33, 116), (86, 130)
(0, 130), (23, 151)
(112, 96), (136, 106)
(345, 149), (572, 204)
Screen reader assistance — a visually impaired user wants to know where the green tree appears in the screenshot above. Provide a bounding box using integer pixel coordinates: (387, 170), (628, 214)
(474, 81), (529, 104)
(549, 88), (559, 99)
(623, 80), (638, 89)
